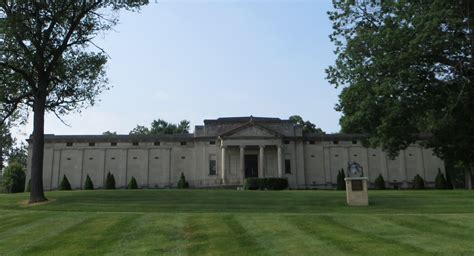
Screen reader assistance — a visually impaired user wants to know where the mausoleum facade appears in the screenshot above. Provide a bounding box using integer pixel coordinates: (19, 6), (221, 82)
(27, 116), (445, 190)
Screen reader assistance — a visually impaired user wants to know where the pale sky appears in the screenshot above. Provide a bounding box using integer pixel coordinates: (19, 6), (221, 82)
(14, 0), (341, 141)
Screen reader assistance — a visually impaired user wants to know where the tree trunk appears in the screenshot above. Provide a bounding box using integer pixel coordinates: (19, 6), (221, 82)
(29, 91), (48, 203)
(466, 166), (473, 190)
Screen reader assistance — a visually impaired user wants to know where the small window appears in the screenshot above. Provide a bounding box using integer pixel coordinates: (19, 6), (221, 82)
(333, 140), (339, 145)
(154, 156), (159, 160)
(89, 157), (94, 160)
(353, 154), (358, 157)
(133, 157), (138, 160)
(352, 140), (357, 144)
(89, 142), (95, 147)
(111, 157), (116, 160)
(66, 157), (71, 161)
(66, 142), (73, 147)
(181, 156), (186, 159)
(180, 141), (187, 146)
(209, 141), (216, 145)
(372, 154), (377, 157)
(284, 140), (290, 145)
(311, 155), (315, 158)
(111, 142), (117, 146)
(309, 141), (315, 145)
(334, 154), (339, 157)
(285, 159), (291, 174)
(132, 142), (139, 146)
(409, 153), (413, 156)
(154, 141), (160, 146)
(209, 157), (217, 175)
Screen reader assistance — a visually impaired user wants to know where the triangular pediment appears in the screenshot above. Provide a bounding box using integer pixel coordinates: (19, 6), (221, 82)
(220, 123), (282, 138)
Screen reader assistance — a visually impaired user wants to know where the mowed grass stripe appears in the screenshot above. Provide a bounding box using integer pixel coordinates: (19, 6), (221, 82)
(288, 215), (426, 255)
(20, 214), (138, 255)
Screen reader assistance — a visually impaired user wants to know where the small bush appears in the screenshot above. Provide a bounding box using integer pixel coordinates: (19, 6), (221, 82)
(177, 173), (189, 189)
(412, 174), (425, 189)
(105, 172), (116, 189)
(243, 178), (288, 190)
(1, 162), (26, 193)
(336, 169), (346, 190)
(128, 176), (138, 189)
(435, 169), (447, 189)
(59, 175), (72, 190)
(374, 174), (386, 190)
(84, 175), (94, 190)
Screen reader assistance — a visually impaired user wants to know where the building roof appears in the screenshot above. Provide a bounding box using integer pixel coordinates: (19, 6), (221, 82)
(204, 116), (292, 124)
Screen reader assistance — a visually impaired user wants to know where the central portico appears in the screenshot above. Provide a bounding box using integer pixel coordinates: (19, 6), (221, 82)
(217, 118), (285, 185)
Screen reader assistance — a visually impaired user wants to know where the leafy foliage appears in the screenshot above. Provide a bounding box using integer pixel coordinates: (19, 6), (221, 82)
(102, 131), (117, 136)
(128, 176), (138, 189)
(374, 174), (386, 190)
(105, 172), (116, 190)
(435, 169), (448, 189)
(412, 174), (425, 190)
(84, 175), (94, 190)
(243, 178), (288, 190)
(130, 119), (191, 135)
(327, 0), (474, 184)
(0, 124), (14, 171)
(177, 173), (189, 189)
(59, 175), (72, 191)
(1, 162), (25, 193)
(289, 115), (325, 134)
(336, 169), (346, 190)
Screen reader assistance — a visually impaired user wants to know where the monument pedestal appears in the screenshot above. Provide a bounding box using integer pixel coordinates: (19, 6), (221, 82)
(344, 177), (369, 206)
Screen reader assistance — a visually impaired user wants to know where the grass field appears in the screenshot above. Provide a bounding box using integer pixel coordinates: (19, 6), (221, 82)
(0, 189), (473, 255)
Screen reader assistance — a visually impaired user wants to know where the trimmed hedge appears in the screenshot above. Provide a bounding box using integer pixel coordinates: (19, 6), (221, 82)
(84, 174), (94, 190)
(59, 175), (72, 190)
(374, 174), (386, 190)
(243, 178), (288, 190)
(128, 176), (138, 189)
(412, 174), (425, 189)
(177, 173), (189, 189)
(336, 169), (346, 190)
(105, 172), (116, 189)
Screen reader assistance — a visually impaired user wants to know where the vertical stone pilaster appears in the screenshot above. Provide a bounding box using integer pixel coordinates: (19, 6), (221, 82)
(277, 145), (283, 178)
(240, 146), (245, 180)
(259, 145), (265, 178)
(221, 146), (226, 185)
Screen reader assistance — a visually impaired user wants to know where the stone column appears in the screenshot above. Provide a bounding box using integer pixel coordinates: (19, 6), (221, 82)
(221, 146), (226, 185)
(277, 145), (283, 178)
(240, 146), (245, 179)
(259, 145), (265, 178)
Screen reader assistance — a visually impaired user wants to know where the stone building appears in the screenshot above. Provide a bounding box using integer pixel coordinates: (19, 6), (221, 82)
(27, 116), (445, 190)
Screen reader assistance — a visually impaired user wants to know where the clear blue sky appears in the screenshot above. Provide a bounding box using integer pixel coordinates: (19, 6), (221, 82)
(16, 0), (341, 139)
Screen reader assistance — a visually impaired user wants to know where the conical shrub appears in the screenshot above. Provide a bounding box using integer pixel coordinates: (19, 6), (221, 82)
(60, 175), (72, 190)
(412, 174), (425, 189)
(374, 174), (386, 190)
(84, 174), (94, 190)
(336, 169), (346, 190)
(435, 169), (447, 189)
(105, 172), (116, 189)
(128, 176), (138, 189)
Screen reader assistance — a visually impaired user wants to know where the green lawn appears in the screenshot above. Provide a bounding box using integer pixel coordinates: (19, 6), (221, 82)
(0, 190), (473, 255)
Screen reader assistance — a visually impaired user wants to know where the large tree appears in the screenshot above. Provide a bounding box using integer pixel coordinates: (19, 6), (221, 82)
(130, 119), (191, 135)
(289, 115), (325, 134)
(327, 1), (473, 188)
(0, 1), (148, 202)
(0, 123), (13, 171)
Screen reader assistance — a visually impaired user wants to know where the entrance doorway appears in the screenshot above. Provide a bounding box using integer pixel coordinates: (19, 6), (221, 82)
(245, 155), (259, 178)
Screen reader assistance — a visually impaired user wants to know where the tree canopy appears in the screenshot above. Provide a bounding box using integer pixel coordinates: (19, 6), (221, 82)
(327, 0), (473, 187)
(0, 1), (148, 202)
(130, 119), (191, 135)
(289, 115), (325, 134)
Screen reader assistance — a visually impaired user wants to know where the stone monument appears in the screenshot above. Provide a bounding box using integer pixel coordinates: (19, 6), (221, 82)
(344, 162), (369, 206)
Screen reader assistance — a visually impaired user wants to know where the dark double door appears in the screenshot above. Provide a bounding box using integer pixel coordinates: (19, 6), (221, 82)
(244, 155), (259, 178)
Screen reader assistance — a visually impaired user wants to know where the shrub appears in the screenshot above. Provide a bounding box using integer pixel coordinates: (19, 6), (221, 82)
(435, 169), (448, 189)
(1, 162), (26, 193)
(105, 172), (116, 189)
(84, 175), (94, 190)
(336, 169), (346, 190)
(128, 176), (138, 189)
(374, 174), (386, 190)
(243, 178), (288, 190)
(412, 174), (425, 189)
(26, 179), (31, 192)
(177, 173), (189, 189)
(59, 175), (72, 190)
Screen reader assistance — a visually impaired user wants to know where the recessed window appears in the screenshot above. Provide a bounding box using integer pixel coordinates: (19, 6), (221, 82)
(352, 140), (357, 144)
(154, 141), (160, 146)
(89, 142), (95, 147)
(66, 142), (73, 147)
(132, 142), (139, 146)
(111, 142), (117, 146)
(66, 158), (71, 160)
(284, 140), (290, 145)
(111, 157), (116, 160)
(209, 155), (217, 175)
(333, 140), (339, 145)
(309, 141), (315, 145)
(285, 159), (291, 174)
(409, 153), (413, 156)
(154, 156), (159, 160)
(311, 155), (315, 158)
(133, 157), (138, 160)
(180, 141), (187, 146)
(372, 154), (377, 157)
(334, 154), (339, 157)
(89, 157), (94, 160)
(209, 141), (216, 145)
(181, 156), (186, 159)
(353, 154), (358, 157)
